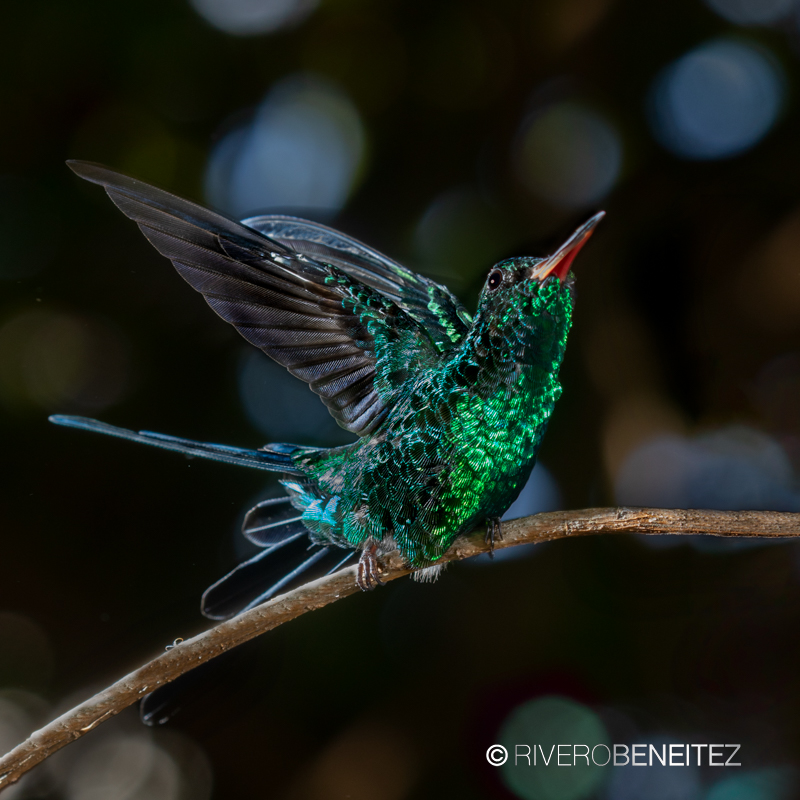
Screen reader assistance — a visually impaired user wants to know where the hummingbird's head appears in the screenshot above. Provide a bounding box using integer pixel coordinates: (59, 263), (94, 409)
(470, 212), (603, 369)
(476, 212), (604, 314)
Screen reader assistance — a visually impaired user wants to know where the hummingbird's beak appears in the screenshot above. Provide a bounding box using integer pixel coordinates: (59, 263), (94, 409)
(529, 211), (605, 283)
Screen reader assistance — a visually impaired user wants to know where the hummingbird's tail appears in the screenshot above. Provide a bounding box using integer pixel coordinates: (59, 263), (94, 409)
(141, 509), (356, 725)
(202, 503), (356, 620)
(51, 414), (356, 724)
(49, 415), (304, 473)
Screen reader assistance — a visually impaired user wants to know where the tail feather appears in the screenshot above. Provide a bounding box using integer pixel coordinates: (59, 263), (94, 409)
(139, 544), (354, 726)
(50, 408), (355, 723)
(200, 532), (355, 620)
(242, 496), (307, 546)
(141, 517), (355, 726)
(238, 545), (355, 612)
(49, 415), (301, 473)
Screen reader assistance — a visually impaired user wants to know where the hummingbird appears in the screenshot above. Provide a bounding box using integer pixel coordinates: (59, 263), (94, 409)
(52, 161), (602, 620)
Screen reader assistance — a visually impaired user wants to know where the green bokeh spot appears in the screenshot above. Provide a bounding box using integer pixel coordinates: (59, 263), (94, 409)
(498, 696), (609, 800)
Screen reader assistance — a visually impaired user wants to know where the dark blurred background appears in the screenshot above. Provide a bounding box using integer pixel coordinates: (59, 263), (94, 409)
(4, 0), (800, 797)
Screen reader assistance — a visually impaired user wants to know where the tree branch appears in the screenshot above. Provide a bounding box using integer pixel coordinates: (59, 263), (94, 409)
(2, 506), (799, 789)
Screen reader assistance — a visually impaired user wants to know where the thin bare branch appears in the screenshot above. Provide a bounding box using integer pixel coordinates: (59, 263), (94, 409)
(2, 507), (799, 789)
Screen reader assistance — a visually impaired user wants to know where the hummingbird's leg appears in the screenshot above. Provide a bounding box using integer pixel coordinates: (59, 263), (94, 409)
(356, 541), (385, 591)
(484, 517), (503, 557)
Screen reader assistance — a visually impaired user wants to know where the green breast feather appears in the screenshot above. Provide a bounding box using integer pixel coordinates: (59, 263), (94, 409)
(284, 273), (574, 567)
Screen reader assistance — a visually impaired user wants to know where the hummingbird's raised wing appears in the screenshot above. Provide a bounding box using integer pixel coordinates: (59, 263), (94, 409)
(241, 215), (471, 350)
(68, 161), (442, 436)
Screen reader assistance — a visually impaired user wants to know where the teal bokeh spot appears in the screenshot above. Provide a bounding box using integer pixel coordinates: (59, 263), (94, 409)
(706, 768), (797, 800)
(498, 696), (609, 800)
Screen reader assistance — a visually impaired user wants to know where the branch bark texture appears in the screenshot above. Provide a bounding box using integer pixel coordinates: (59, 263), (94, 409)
(2, 507), (799, 789)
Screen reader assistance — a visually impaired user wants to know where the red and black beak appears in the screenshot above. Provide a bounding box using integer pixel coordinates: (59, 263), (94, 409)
(528, 211), (605, 283)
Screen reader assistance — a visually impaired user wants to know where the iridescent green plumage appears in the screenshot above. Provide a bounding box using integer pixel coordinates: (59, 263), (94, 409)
(52, 161), (601, 613)
(284, 268), (573, 566)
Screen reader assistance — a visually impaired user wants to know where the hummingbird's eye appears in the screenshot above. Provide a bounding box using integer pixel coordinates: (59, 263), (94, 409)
(487, 269), (503, 291)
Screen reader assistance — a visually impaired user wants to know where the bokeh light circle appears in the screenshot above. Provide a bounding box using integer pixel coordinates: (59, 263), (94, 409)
(498, 696), (609, 800)
(414, 187), (514, 276)
(605, 737), (701, 800)
(0, 309), (132, 413)
(206, 74), (365, 218)
(65, 734), (181, 800)
(238, 349), (353, 445)
(515, 102), (622, 209)
(189, 0), (319, 36)
(705, 768), (797, 800)
(648, 38), (785, 160)
(703, 0), (795, 25)
(615, 427), (800, 514)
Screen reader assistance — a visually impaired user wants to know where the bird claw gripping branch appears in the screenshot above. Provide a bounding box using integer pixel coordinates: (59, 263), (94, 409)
(52, 160), (603, 619)
(356, 542), (385, 591)
(485, 517), (503, 557)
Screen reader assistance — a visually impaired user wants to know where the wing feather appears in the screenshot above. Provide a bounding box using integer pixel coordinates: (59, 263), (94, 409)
(68, 161), (444, 436)
(242, 214), (472, 349)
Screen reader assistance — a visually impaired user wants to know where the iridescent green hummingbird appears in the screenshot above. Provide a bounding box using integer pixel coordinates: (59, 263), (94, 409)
(52, 161), (602, 619)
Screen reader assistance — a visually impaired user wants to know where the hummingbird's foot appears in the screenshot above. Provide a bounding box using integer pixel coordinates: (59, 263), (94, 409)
(485, 517), (503, 558)
(356, 542), (385, 591)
